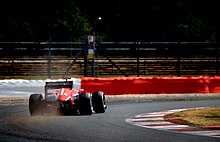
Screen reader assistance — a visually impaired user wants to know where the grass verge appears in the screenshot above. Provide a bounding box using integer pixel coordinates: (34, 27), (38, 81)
(164, 106), (220, 127)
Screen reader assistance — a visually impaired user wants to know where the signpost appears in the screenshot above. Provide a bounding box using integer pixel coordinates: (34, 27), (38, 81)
(87, 32), (96, 77)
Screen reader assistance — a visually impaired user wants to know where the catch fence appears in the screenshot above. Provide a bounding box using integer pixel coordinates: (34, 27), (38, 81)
(0, 41), (219, 78)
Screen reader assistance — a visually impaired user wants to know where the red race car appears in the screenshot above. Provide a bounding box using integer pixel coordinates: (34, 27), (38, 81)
(29, 78), (107, 116)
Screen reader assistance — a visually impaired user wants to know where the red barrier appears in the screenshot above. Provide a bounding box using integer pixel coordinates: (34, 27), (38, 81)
(80, 76), (220, 95)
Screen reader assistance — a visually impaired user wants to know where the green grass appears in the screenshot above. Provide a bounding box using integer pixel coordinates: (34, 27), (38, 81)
(164, 106), (220, 127)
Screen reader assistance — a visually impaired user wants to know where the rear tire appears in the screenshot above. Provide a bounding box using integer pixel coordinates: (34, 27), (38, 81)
(79, 92), (92, 115)
(92, 91), (106, 113)
(29, 94), (43, 116)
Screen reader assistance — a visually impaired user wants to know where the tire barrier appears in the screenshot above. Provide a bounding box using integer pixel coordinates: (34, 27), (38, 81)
(81, 76), (220, 95)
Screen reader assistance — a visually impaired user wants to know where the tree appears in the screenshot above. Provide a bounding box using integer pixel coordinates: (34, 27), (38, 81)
(76, 0), (220, 42)
(0, 0), (219, 42)
(0, 0), (92, 41)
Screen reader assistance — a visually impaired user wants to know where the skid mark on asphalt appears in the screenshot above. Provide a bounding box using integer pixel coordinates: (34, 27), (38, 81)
(125, 108), (220, 138)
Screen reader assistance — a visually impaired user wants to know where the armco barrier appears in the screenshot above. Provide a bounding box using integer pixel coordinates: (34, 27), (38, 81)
(80, 76), (220, 95)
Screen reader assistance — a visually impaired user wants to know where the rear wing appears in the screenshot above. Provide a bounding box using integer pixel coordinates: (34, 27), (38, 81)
(44, 78), (81, 97)
(45, 80), (73, 89)
(45, 78), (81, 89)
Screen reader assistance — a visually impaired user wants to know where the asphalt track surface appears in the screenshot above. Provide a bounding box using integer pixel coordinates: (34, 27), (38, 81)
(0, 98), (220, 142)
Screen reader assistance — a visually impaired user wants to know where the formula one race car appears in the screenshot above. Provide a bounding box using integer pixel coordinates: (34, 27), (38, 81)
(29, 78), (107, 116)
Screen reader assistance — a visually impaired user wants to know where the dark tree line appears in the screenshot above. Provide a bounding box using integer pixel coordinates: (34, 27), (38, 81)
(0, 0), (91, 41)
(0, 0), (219, 42)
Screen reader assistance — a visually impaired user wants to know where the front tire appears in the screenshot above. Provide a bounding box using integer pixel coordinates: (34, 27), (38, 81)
(29, 94), (43, 116)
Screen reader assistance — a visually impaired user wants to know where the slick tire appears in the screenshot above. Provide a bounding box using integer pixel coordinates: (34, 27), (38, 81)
(92, 91), (106, 113)
(29, 94), (43, 116)
(79, 92), (92, 115)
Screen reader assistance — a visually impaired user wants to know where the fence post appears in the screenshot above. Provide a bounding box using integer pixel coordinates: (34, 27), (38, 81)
(84, 35), (88, 77)
(176, 42), (181, 77)
(92, 31), (96, 77)
(216, 44), (219, 75)
(48, 35), (51, 79)
(136, 42), (140, 77)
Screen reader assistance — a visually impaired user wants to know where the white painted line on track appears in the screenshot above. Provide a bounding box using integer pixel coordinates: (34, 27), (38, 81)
(132, 117), (164, 122)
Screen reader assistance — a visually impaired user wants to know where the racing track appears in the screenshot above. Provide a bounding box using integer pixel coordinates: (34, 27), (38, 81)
(0, 98), (220, 142)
